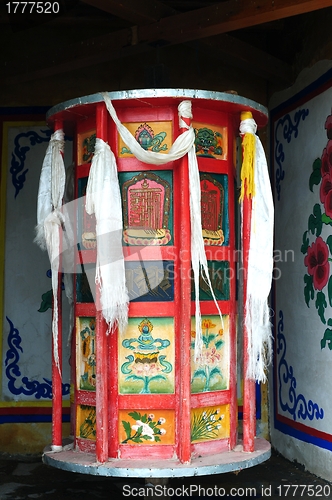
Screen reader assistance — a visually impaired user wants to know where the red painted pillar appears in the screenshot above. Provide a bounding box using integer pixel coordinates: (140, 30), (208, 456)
(178, 112), (192, 464)
(242, 194), (256, 452)
(95, 102), (109, 463)
(228, 125), (237, 450)
(241, 110), (256, 453)
(52, 118), (63, 451)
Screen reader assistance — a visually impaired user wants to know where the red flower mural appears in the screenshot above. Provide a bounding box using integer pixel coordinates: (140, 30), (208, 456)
(304, 237), (329, 291)
(303, 109), (332, 349)
(320, 140), (332, 218)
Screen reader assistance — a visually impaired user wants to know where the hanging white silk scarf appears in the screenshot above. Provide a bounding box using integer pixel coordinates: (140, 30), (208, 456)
(85, 138), (129, 334)
(101, 94), (223, 356)
(240, 117), (274, 382)
(35, 129), (66, 372)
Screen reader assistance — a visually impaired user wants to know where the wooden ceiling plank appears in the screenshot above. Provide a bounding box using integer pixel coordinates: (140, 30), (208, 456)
(79, 0), (176, 24)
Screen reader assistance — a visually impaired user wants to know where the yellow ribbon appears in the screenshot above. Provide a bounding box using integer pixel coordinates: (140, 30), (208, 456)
(239, 111), (256, 201)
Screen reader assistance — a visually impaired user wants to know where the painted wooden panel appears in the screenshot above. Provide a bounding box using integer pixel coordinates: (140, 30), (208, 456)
(77, 404), (96, 441)
(119, 171), (173, 246)
(119, 409), (175, 445)
(193, 121), (227, 160)
(118, 121), (173, 158)
(119, 317), (174, 394)
(191, 404), (230, 442)
(191, 261), (230, 301)
(76, 267), (94, 303)
(76, 317), (96, 391)
(78, 129), (96, 164)
(200, 173), (229, 246)
(191, 315), (229, 393)
(76, 261), (174, 304)
(125, 260), (174, 302)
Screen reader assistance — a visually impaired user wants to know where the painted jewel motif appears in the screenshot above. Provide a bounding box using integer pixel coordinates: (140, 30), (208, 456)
(191, 316), (228, 393)
(122, 172), (172, 245)
(120, 318), (173, 394)
(121, 412), (167, 444)
(121, 123), (168, 154)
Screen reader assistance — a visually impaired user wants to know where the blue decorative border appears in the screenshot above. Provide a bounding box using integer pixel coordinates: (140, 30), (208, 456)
(277, 310), (324, 422)
(274, 109), (309, 201)
(4, 316), (70, 400)
(10, 128), (52, 198)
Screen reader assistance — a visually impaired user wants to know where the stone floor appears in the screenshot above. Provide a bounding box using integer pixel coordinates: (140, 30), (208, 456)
(0, 448), (331, 499)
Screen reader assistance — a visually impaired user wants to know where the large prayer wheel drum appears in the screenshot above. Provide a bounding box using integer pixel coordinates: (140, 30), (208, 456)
(43, 89), (270, 477)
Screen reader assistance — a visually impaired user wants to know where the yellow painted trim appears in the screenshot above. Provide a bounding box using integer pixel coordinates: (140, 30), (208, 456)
(0, 121), (48, 404)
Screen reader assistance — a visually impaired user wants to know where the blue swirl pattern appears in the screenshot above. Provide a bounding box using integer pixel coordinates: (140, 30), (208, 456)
(5, 316), (69, 399)
(10, 129), (51, 198)
(277, 310), (324, 421)
(275, 109), (309, 201)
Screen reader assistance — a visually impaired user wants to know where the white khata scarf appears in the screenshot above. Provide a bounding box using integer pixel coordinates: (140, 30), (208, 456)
(86, 93), (223, 356)
(85, 138), (129, 334)
(35, 129), (66, 372)
(240, 116), (274, 383)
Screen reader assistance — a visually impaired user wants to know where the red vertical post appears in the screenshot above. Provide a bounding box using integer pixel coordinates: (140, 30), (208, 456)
(178, 111), (192, 464)
(106, 111), (118, 459)
(241, 109), (256, 452)
(95, 102), (109, 463)
(52, 118), (63, 451)
(228, 122), (237, 450)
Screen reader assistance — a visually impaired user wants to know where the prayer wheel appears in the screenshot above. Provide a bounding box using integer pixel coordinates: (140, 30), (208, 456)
(41, 89), (271, 477)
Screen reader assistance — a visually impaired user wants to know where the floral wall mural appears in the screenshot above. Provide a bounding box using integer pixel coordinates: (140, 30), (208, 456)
(301, 110), (332, 350)
(271, 63), (332, 478)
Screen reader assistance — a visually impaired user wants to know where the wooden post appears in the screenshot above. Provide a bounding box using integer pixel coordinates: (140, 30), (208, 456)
(95, 102), (109, 463)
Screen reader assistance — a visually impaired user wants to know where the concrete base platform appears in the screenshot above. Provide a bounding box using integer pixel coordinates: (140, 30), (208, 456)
(43, 438), (271, 478)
